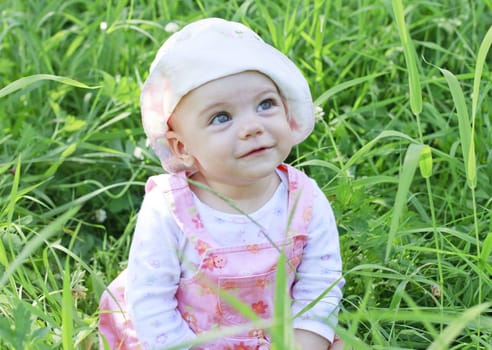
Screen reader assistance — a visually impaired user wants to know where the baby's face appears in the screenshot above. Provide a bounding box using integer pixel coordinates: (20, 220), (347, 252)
(166, 71), (295, 186)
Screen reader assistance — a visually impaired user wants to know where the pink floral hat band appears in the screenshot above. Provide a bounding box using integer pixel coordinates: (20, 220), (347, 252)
(140, 18), (315, 173)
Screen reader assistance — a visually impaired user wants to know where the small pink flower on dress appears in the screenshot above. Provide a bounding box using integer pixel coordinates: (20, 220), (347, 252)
(213, 254), (227, 268)
(289, 180), (298, 191)
(251, 301), (268, 315)
(195, 239), (211, 255)
(192, 214), (204, 229)
(202, 256), (216, 271)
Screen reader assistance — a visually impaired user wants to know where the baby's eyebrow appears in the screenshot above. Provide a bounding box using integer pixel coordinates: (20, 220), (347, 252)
(197, 101), (229, 117)
(257, 87), (280, 94)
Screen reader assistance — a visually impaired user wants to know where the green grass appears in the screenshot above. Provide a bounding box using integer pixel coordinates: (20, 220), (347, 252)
(1, 0), (492, 348)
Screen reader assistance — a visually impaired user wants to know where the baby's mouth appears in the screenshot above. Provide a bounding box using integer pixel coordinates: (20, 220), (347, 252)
(241, 146), (273, 157)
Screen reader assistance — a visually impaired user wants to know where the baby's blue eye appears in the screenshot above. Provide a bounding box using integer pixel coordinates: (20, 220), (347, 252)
(210, 112), (231, 125)
(258, 99), (273, 111)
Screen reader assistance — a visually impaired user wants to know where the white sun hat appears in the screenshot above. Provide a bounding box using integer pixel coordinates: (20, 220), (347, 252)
(141, 17), (315, 173)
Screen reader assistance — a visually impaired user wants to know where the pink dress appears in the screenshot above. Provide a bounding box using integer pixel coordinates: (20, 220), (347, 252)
(99, 164), (315, 349)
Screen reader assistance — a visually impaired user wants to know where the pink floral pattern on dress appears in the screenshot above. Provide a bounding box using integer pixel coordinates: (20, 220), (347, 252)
(98, 164), (314, 349)
(195, 239), (212, 255)
(251, 301), (268, 315)
(192, 213), (204, 229)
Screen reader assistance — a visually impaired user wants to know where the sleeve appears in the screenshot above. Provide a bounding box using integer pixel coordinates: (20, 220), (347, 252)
(291, 179), (345, 343)
(126, 187), (196, 350)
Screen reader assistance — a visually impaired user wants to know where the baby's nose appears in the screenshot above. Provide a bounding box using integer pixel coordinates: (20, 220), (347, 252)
(239, 120), (265, 139)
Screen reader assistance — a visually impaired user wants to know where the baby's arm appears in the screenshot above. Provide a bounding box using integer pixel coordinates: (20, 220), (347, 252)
(126, 188), (195, 349)
(291, 180), (344, 348)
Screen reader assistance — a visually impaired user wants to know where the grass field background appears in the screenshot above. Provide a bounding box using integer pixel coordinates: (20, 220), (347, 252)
(1, 0), (491, 349)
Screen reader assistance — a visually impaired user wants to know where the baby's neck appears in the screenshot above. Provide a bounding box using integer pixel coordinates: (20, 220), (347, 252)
(189, 172), (281, 214)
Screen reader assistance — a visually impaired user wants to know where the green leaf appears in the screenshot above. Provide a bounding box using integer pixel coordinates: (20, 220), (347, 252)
(0, 205), (81, 287)
(0, 302), (32, 349)
(480, 231), (492, 274)
(315, 72), (387, 107)
(471, 25), (492, 123)
(62, 258), (74, 350)
(418, 145), (433, 178)
(271, 252), (295, 350)
(44, 143), (78, 177)
(392, 0), (422, 115)
(438, 68), (475, 190)
(427, 303), (491, 350)
(386, 143), (423, 261)
(0, 74), (99, 99)
(63, 116), (87, 132)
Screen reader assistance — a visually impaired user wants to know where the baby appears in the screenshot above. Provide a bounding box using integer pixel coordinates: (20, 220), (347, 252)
(99, 17), (344, 350)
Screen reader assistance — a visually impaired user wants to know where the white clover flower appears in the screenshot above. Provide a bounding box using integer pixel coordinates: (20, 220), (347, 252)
(100, 22), (108, 31)
(133, 146), (144, 160)
(314, 105), (325, 122)
(94, 209), (107, 223)
(165, 22), (179, 33)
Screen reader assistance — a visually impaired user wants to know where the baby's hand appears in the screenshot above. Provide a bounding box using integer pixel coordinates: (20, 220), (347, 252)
(327, 335), (345, 350)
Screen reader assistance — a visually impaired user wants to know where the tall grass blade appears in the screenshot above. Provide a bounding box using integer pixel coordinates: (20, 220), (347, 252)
(392, 0), (422, 115)
(344, 130), (417, 171)
(480, 231), (492, 274)
(471, 25), (492, 123)
(418, 145), (433, 178)
(468, 25), (492, 189)
(270, 252), (295, 350)
(0, 205), (80, 287)
(4, 156), (21, 224)
(315, 72), (386, 107)
(427, 302), (491, 350)
(438, 68), (474, 189)
(0, 74), (99, 99)
(0, 156), (22, 270)
(386, 143), (423, 261)
(62, 258), (74, 350)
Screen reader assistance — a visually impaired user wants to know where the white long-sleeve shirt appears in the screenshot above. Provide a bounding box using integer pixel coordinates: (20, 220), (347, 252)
(126, 170), (344, 349)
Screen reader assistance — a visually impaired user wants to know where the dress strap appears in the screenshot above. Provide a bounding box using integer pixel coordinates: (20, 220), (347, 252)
(145, 172), (217, 256)
(279, 164), (315, 237)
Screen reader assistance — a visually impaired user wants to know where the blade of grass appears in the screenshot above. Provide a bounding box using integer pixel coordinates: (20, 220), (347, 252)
(0, 156), (22, 273)
(5, 156), (21, 225)
(480, 231), (492, 274)
(0, 74), (99, 99)
(467, 25), (492, 190)
(343, 130), (417, 171)
(62, 256), (74, 350)
(471, 25), (492, 125)
(427, 302), (491, 350)
(386, 143), (423, 262)
(392, 0), (422, 116)
(271, 252), (295, 350)
(438, 68), (474, 190)
(0, 205), (80, 287)
(315, 72), (387, 107)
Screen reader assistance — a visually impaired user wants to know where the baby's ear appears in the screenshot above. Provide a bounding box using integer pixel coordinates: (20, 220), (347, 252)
(166, 130), (195, 168)
(281, 97), (299, 132)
